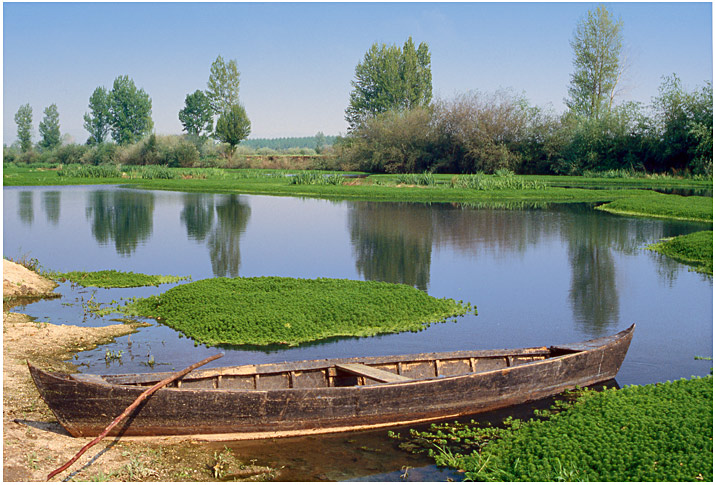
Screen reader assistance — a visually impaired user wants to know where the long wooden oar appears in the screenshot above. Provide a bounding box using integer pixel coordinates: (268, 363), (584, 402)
(47, 353), (224, 480)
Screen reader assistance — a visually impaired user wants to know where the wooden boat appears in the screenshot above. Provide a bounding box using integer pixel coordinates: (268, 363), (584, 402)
(29, 325), (634, 439)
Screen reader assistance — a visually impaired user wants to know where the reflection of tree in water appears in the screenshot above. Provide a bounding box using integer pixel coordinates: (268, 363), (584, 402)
(348, 202), (433, 291)
(180, 193), (214, 241)
(18, 191), (33, 224)
(86, 191), (155, 256)
(207, 195), (251, 277)
(42, 191), (61, 225)
(564, 208), (619, 335)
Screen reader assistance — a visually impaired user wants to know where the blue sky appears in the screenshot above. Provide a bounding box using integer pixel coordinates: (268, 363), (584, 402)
(3, 2), (713, 144)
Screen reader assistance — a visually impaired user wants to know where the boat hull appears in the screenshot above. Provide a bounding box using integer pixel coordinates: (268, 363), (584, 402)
(29, 326), (634, 438)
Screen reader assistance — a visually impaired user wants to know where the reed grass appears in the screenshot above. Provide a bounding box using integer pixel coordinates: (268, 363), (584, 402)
(288, 172), (344, 185)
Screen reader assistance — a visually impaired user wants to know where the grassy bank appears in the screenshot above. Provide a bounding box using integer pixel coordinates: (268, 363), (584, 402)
(597, 192), (713, 222)
(108, 276), (473, 347)
(395, 376), (713, 481)
(647, 231), (713, 275)
(5, 164), (712, 222)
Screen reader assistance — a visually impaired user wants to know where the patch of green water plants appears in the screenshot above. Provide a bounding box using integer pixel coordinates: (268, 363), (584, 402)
(647, 230), (713, 275)
(54, 270), (190, 288)
(111, 276), (473, 346)
(394, 376), (713, 481)
(596, 192), (712, 222)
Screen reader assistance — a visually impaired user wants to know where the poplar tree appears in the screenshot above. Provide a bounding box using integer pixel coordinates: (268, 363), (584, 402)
(14, 103), (33, 152)
(566, 5), (624, 120)
(346, 37), (432, 131)
(108, 75), (153, 145)
(83, 87), (111, 145)
(38, 103), (61, 150)
(206, 55), (241, 116)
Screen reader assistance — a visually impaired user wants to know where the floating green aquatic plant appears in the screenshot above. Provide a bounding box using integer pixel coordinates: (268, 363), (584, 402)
(647, 230), (713, 275)
(55, 270), (190, 288)
(115, 276), (473, 346)
(395, 376), (713, 482)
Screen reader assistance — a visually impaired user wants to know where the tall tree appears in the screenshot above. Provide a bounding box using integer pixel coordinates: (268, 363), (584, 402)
(345, 37), (432, 131)
(14, 104), (33, 152)
(206, 55), (241, 116)
(566, 5), (624, 120)
(38, 103), (61, 151)
(108, 75), (153, 145)
(214, 104), (251, 156)
(179, 90), (214, 138)
(83, 86), (112, 145)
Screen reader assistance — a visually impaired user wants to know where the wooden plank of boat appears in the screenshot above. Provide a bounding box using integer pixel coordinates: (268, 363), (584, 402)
(334, 363), (412, 383)
(28, 324), (635, 440)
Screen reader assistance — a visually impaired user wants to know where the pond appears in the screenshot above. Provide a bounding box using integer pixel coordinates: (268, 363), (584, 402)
(4, 185), (712, 480)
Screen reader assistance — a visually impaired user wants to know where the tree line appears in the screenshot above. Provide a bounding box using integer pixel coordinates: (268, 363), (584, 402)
(337, 5), (712, 176)
(7, 55), (252, 166)
(241, 134), (337, 152)
(6, 5), (713, 176)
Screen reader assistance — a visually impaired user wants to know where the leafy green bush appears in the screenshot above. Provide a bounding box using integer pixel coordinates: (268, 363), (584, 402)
(81, 143), (117, 165)
(170, 139), (200, 167)
(114, 276), (473, 346)
(54, 144), (89, 165)
(398, 376), (713, 482)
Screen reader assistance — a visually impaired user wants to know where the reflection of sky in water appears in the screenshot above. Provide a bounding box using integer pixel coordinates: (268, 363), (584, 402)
(4, 186), (712, 386)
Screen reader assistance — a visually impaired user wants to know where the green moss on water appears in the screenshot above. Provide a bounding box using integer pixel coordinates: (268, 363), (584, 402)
(55, 270), (190, 288)
(115, 276), (473, 346)
(397, 376), (713, 482)
(647, 231), (713, 275)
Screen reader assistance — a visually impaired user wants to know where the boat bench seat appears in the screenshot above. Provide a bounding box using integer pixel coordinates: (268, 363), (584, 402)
(335, 363), (413, 383)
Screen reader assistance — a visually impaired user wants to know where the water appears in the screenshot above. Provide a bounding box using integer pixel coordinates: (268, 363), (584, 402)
(4, 185), (712, 479)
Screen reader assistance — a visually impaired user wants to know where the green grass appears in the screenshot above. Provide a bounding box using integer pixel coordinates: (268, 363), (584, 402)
(596, 192), (712, 222)
(647, 230), (713, 275)
(396, 376), (713, 482)
(53, 270), (190, 288)
(110, 276), (474, 346)
(288, 171), (345, 185)
(3, 165), (712, 222)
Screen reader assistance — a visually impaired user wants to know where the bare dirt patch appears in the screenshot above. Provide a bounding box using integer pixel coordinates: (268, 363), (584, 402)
(3, 259), (58, 299)
(3, 264), (276, 481)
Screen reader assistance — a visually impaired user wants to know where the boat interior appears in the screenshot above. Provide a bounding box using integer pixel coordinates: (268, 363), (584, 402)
(95, 346), (579, 391)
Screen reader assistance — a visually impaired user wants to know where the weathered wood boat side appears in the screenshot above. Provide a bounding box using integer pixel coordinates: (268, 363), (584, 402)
(29, 325), (634, 439)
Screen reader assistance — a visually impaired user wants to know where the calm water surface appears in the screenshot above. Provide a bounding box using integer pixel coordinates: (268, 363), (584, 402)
(4, 185), (712, 480)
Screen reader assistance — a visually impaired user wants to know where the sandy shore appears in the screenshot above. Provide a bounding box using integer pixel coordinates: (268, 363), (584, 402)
(2, 260), (274, 481)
